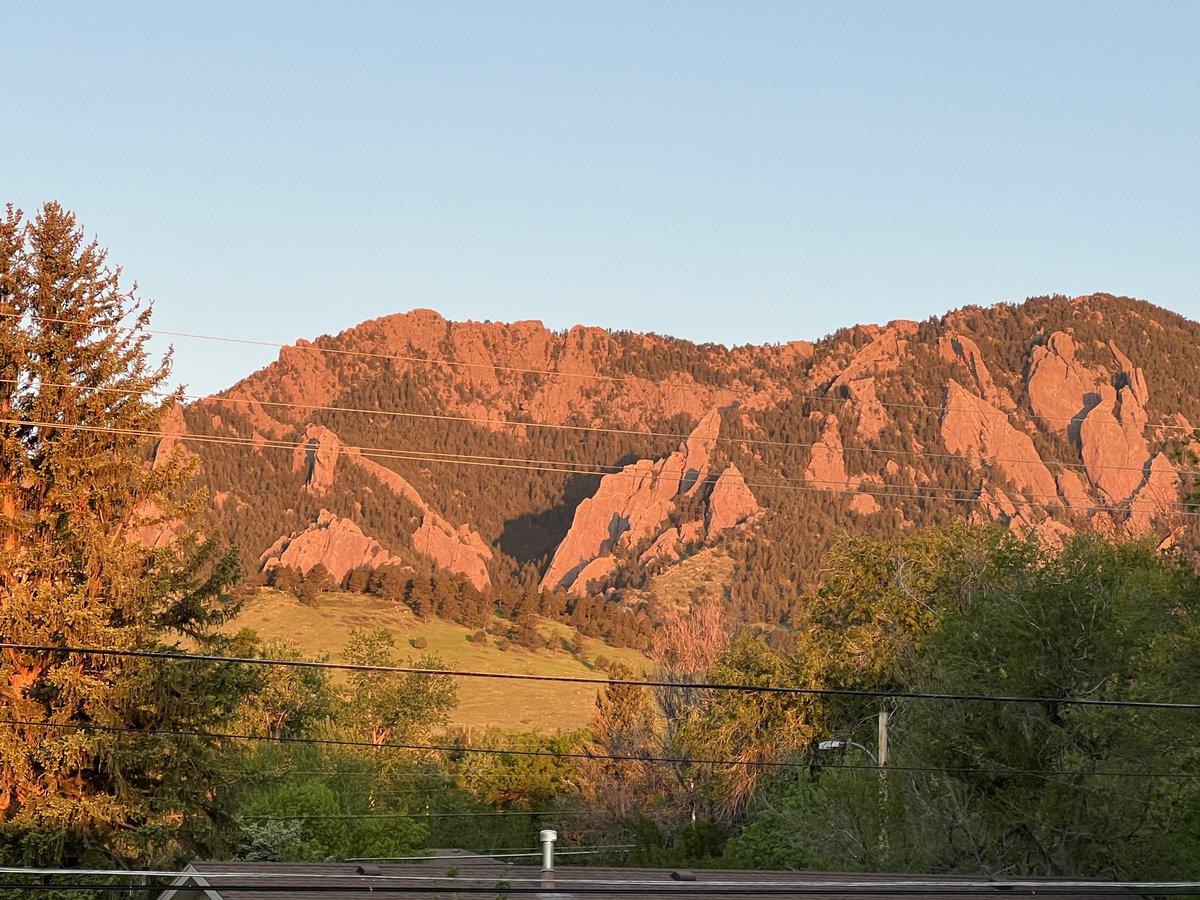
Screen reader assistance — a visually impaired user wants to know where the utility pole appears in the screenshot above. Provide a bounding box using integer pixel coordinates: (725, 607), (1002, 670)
(877, 709), (889, 767)
(877, 708), (890, 864)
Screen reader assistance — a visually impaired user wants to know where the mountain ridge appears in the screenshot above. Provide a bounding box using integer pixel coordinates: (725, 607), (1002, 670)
(171, 294), (1200, 634)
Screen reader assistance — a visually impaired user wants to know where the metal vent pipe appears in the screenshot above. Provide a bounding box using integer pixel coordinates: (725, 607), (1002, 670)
(539, 829), (557, 871)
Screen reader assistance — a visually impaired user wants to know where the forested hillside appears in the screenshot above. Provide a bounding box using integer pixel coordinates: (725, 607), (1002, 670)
(175, 294), (1200, 637)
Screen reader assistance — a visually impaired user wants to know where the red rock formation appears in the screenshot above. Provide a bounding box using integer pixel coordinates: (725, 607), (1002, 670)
(830, 321), (917, 390)
(150, 404), (189, 468)
(1079, 385), (1149, 503)
(293, 424), (341, 495)
(974, 485), (1071, 548)
(679, 521), (705, 545)
(849, 493), (881, 515)
(288, 422), (492, 587)
(706, 465), (762, 535)
(569, 556), (619, 597)
(541, 409), (757, 593)
(412, 515), (494, 590)
(1056, 470), (1091, 509)
(804, 415), (855, 492)
(682, 409), (722, 495)
(941, 380), (1058, 502)
(640, 527), (682, 566)
(1125, 452), (1181, 535)
(939, 332), (1014, 410)
(216, 309), (797, 443)
(1026, 331), (1104, 436)
(803, 414), (880, 514)
(842, 377), (890, 441)
(1078, 344), (1151, 503)
(260, 510), (406, 583)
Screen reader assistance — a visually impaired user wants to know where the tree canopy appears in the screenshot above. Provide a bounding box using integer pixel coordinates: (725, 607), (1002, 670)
(0, 202), (246, 869)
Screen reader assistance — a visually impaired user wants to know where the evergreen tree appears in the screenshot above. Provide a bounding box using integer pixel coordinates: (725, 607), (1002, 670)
(0, 203), (246, 869)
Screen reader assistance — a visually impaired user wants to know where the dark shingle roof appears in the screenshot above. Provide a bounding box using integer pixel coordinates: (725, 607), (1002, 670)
(163, 859), (1146, 900)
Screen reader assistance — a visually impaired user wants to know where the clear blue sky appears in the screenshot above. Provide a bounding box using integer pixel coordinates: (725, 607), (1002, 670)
(6, 2), (1198, 395)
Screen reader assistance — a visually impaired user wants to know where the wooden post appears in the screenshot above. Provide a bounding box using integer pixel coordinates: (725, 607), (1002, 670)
(877, 709), (889, 767)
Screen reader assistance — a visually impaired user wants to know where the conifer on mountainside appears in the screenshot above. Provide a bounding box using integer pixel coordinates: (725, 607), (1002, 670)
(0, 203), (246, 868)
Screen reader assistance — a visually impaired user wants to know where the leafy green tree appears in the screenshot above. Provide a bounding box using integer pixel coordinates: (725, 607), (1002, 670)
(725, 766), (920, 872)
(734, 533), (1200, 879)
(339, 629), (457, 748)
(233, 635), (335, 739)
(576, 667), (669, 826)
(267, 564), (302, 593)
(0, 203), (247, 868)
(678, 636), (822, 819)
(305, 563), (332, 592)
(458, 728), (584, 811)
(236, 778), (426, 862)
(343, 565), (372, 593)
(901, 535), (1200, 878)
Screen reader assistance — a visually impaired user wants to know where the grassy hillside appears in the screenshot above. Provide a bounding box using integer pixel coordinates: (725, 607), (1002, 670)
(225, 589), (651, 732)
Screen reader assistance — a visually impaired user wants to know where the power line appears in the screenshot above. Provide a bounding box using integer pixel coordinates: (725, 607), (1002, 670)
(239, 811), (581, 820)
(2, 864), (1198, 894)
(3, 717), (1199, 782)
(5, 883), (1194, 896)
(4, 416), (1196, 519)
(5, 370), (1194, 482)
(8, 310), (1195, 438)
(7, 642), (1200, 711)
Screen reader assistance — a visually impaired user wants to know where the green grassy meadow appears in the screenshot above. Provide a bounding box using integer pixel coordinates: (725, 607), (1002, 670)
(224, 589), (650, 733)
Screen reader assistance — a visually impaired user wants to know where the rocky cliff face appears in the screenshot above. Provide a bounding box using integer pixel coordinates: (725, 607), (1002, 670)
(216, 309), (801, 441)
(181, 294), (1200, 612)
(278, 422), (492, 588)
(540, 409), (762, 595)
(260, 510), (405, 583)
(940, 379), (1058, 503)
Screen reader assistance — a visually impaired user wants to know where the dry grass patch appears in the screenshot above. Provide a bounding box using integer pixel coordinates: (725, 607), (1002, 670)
(224, 589), (648, 732)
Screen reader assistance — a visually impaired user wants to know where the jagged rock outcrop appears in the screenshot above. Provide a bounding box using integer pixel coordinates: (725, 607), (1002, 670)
(293, 424), (341, 495)
(842, 377), (890, 441)
(412, 515), (494, 590)
(260, 510), (406, 583)
(706, 465), (761, 535)
(541, 410), (758, 594)
(150, 404), (189, 468)
(940, 333), (1014, 410)
(941, 380), (1058, 503)
(640, 527), (682, 566)
(1057, 470), (1091, 509)
(570, 556), (619, 595)
(974, 485), (1072, 548)
(1078, 343), (1152, 504)
(179, 294), (1200, 610)
(830, 321), (917, 389)
(216, 308), (799, 443)
(1026, 331), (1104, 437)
(804, 415), (855, 492)
(803, 415), (880, 514)
(1126, 453), (1181, 535)
(289, 422), (493, 588)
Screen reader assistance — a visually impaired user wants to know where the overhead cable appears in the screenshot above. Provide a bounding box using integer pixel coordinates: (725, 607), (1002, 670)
(6, 642), (1199, 711)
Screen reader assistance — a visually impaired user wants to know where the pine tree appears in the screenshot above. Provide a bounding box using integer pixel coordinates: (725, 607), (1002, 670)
(0, 203), (247, 869)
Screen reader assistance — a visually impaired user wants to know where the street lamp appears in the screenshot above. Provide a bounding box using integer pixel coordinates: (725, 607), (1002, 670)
(817, 738), (880, 767)
(816, 710), (889, 768)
